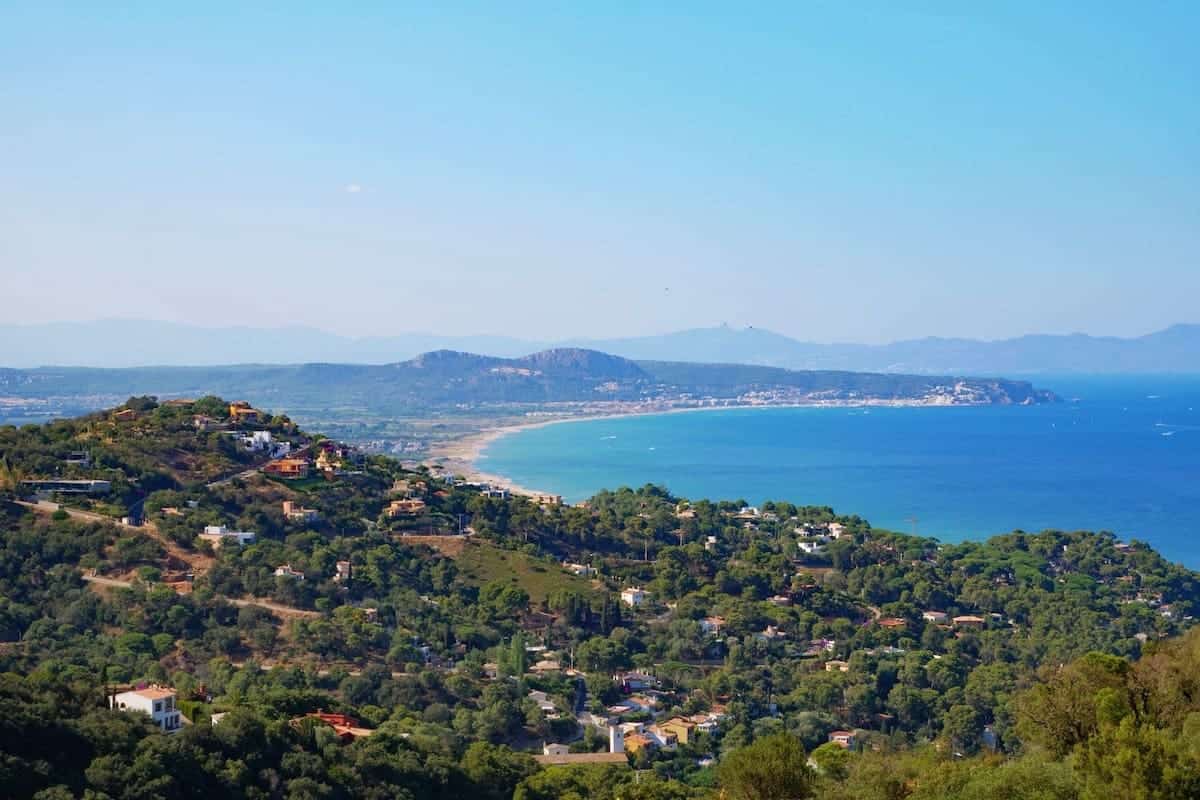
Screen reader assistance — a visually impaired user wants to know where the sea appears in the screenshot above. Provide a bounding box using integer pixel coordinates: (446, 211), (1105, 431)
(480, 375), (1200, 567)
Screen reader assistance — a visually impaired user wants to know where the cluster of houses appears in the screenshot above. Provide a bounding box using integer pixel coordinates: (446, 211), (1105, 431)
(796, 521), (849, 556)
(108, 682), (375, 744)
(233, 430), (291, 458)
(600, 672), (729, 756)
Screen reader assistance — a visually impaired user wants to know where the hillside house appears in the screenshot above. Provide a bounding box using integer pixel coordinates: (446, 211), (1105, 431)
(228, 401), (260, 423)
(623, 732), (657, 755)
(238, 430), (274, 452)
(626, 694), (661, 713)
(386, 498), (427, 517)
(282, 500), (320, 523)
(829, 730), (856, 749)
(687, 713), (722, 734)
(953, 615), (986, 628)
(757, 625), (787, 641)
(797, 538), (827, 555)
(617, 671), (658, 692)
(199, 525), (256, 548)
(700, 616), (726, 636)
(274, 564), (305, 580)
(658, 717), (697, 745)
(530, 659), (562, 675)
(528, 690), (559, 717)
(294, 712), (372, 742)
(922, 610), (948, 623)
(620, 587), (649, 607)
(64, 451), (91, 467)
(263, 458), (310, 479)
(645, 725), (678, 749)
(110, 686), (182, 732)
(315, 450), (342, 474)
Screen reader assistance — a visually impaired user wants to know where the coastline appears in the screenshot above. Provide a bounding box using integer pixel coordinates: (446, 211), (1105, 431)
(425, 399), (964, 498)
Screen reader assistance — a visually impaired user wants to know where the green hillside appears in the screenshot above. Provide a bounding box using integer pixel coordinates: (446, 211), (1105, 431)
(0, 399), (1196, 800)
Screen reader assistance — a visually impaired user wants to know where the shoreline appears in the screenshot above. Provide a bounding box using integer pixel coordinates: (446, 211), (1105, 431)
(424, 398), (977, 498)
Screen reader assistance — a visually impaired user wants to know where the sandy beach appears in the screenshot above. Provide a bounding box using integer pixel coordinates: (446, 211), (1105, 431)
(425, 398), (955, 497)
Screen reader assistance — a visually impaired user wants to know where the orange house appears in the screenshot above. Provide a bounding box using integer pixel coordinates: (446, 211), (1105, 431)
(264, 458), (310, 479)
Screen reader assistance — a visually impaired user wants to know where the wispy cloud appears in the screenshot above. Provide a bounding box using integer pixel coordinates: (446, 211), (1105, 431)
(344, 183), (362, 194)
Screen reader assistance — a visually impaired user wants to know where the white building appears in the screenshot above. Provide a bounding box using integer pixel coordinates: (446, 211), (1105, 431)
(238, 430), (274, 452)
(110, 686), (182, 732)
(199, 525), (256, 548)
(620, 587), (649, 607)
(274, 564), (305, 580)
(797, 539), (827, 555)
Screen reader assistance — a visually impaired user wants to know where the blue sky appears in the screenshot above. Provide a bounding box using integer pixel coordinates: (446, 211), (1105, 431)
(2, 2), (1197, 342)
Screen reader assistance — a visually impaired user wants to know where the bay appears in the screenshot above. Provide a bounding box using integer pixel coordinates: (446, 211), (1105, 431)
(480, 375), (1200, 566)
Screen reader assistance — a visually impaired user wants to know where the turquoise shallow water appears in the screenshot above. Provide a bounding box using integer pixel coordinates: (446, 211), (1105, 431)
(481, 376), (1200, 567)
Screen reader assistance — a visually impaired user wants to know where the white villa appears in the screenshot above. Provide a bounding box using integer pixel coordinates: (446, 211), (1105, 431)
(110, 686), (183, 732)
(199, 525), (256, 548)
(620, 587), (650, 607)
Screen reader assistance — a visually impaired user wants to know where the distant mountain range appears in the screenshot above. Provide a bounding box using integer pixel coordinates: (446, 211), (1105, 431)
(3, 320), (1198, 374)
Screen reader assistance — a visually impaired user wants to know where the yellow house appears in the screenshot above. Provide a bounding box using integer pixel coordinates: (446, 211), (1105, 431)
(657, 717), (697, 745)
(228, 401), (260, 422)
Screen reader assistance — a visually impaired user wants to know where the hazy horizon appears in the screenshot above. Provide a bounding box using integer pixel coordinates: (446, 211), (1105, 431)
(4, 4), (1199, 343)
(4, 316), (1198, 346)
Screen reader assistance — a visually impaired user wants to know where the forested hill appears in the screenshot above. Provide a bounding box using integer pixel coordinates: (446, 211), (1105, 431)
(0, 398), (1198, 799)
(0, 347), (1057, 419)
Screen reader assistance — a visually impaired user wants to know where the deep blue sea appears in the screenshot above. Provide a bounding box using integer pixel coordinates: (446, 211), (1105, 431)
(481, 376), (1200, 567)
